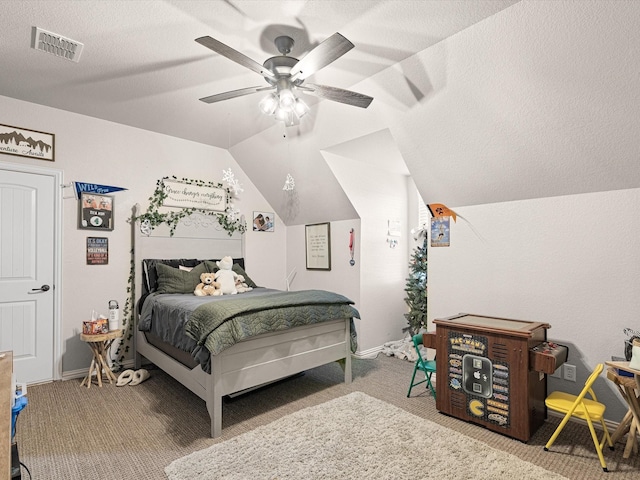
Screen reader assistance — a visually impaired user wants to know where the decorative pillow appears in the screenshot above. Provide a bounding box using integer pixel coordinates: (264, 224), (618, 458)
(155, 262), (209, 294)
(204, 260), (258, 288)
(142, 258), (200, 294)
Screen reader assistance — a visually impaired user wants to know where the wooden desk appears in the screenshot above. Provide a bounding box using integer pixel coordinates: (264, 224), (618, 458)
(605, 361), (640, 458)
(1, 351), (13, 480)
(80, 330), (122, 388)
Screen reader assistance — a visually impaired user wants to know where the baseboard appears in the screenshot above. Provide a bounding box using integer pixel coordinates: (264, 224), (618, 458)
(353, 345), (383, 359)
(61, 358), (135, 382)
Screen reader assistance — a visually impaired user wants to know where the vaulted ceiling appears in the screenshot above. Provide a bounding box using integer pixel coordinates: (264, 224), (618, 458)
(3, 1), (640, 226)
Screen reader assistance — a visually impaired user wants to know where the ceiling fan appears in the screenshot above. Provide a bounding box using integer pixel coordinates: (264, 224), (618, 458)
(195, 32), (373, 126)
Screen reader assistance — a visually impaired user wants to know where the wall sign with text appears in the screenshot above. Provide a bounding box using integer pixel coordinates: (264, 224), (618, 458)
(86, 237), (108, 265)
(305, 222), (331, 270)
(162, 179), (227, 212)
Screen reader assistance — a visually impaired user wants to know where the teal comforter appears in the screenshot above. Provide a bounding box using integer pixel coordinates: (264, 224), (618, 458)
(185, 289), (360, 357)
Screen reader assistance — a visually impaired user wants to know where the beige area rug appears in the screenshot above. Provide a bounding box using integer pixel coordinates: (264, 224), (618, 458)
(165, 391), (569, 480)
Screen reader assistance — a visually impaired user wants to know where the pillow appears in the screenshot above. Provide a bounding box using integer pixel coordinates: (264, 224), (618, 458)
(204, 260), (258, 288)
(155, 262), (209, 294)
(142, 258), (200, 294)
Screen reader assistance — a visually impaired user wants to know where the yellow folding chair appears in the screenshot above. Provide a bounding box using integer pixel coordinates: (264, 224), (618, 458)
(407, 334), (436, 398)
(544, 363), (614, 472)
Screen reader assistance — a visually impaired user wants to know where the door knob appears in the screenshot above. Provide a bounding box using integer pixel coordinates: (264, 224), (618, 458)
(29, 284), (51, 293)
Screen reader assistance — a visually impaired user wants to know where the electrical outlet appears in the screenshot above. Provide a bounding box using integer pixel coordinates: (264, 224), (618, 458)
(564, 364), (577, 382)
(550, 365), (562, 378)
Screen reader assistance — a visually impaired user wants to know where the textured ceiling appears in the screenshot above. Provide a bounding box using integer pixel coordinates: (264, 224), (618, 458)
(3, 1), (639, 226)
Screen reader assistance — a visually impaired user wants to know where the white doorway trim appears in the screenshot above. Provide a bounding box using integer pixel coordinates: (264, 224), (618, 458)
(0, 160), (63, 381)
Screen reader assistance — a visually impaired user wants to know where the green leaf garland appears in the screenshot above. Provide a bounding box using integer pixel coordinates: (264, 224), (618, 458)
(134, 176), (247, 237)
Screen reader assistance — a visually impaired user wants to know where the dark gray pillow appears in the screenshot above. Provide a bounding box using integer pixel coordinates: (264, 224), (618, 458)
(155, 262), (209, 294)
(204, 260), (258, 288)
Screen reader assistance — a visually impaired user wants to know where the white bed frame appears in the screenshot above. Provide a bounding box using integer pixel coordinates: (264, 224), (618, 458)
(131, 205), (352, 437)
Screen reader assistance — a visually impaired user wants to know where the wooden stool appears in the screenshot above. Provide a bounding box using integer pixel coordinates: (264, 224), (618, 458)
(80, 330), (122, 388)
(606, 363), (640, 458)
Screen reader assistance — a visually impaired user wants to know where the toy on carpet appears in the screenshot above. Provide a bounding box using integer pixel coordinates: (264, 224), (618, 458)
(194, 272), (221, 296)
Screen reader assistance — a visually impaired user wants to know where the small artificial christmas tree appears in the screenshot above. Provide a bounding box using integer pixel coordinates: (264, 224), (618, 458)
(403, 236), (427, 336)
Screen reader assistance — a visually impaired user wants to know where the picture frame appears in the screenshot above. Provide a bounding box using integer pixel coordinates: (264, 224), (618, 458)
(252, 211), (274, 232)
(78, 192), (114, 230)
(305, 222), (331, 270)
(162, 179), (227, 212)
(0, 123), (55, 161)
(430, 216), (450, 247)
(86, 237), (109, 265)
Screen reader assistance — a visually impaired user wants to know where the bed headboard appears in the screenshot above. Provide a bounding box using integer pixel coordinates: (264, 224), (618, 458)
(132, 203), (245, 299)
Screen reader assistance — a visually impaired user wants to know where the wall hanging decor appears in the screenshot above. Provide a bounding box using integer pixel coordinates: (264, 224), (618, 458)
(253, 211), (274, 232)
(78, 192), (114, 230)
(135, 176), (246, 237)
(0, 123), (55, 161)
(305, 222), (331, 270)
(86, 237), (108, 265)
(430, 216), (450, 247)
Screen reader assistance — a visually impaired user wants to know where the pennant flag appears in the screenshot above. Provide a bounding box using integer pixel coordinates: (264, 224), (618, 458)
(73, 182), (127, 199)
(427, 203), (457, 222)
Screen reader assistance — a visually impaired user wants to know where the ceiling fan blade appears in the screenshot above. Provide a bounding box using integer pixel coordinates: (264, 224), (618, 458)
(195, 36), (275, 80)
(199, 86), (273, 104)
(301, 84), (373, 108)
(289, 33), (354, 81)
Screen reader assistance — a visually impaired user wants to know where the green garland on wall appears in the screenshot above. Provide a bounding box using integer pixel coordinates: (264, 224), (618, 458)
(134, 176), (247, 236)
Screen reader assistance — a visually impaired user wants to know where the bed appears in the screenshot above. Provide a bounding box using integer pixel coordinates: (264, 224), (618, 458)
(131, 206), (358, 437)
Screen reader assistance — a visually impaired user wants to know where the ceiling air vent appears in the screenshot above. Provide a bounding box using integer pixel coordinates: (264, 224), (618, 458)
(31, 27), (84, 63)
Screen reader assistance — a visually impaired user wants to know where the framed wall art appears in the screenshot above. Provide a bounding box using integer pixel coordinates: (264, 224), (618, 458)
(0, 123), (55, 161)
(86, 237), (109, 265)
(305, 222), (331, 270)
(78, 192), (114, 230)
(252, 211), (274, 232)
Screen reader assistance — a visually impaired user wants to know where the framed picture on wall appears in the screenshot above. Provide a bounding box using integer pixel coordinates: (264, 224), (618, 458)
(0, 123), (55, 161)
(305, 222), (331, 270)
(252, 211), (274, 232)
(86, 237), (109, 265)
(78, 192), (114, 230)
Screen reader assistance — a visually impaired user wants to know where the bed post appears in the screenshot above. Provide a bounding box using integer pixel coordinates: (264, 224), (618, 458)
(207, 358), (223, 438)
(344, 318), (352, 384)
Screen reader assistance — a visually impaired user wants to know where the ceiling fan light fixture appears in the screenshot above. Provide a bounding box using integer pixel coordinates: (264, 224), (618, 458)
(294, 98), (309, 117)
(278, 88), (295, 110)
(259, 93), (278, 115)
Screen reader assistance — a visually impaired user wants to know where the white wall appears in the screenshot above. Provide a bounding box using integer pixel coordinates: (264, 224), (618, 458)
(324, 152), (410, 352)
(428, 188), (640, 421)
(0, 94), (285, 375)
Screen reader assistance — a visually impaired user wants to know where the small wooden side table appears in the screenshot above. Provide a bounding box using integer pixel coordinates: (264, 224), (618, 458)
(605, 361), (640, 458)
(80, 330), (122, 388)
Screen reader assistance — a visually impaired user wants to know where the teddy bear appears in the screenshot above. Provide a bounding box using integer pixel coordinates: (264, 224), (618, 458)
(214, 256), (239, 294)
(235, 275), (253, 293)
(194, 272), (221, 296)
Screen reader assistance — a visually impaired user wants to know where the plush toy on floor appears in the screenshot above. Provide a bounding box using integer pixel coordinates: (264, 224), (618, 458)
(194, 272), (221, 296)
(214, 256), (239, 295)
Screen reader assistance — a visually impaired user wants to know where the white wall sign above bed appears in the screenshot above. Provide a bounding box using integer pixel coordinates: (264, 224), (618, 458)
(162, 179), (227, 212)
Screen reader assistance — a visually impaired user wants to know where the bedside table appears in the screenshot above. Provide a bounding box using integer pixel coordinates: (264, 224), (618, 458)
(80, 330), (122, 388)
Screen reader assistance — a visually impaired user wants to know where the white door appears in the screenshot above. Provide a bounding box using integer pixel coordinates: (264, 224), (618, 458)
(0, 166), (58, 384)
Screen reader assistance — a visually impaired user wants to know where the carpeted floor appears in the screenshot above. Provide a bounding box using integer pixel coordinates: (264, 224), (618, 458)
(165, 391), (569, 480)
(14, 354), (640, 479)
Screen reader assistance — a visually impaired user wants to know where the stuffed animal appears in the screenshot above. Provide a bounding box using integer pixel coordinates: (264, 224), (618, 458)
(235, 275), (253, 293)
(214, 256), (239, 295)
(194, 272), (221, 296)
